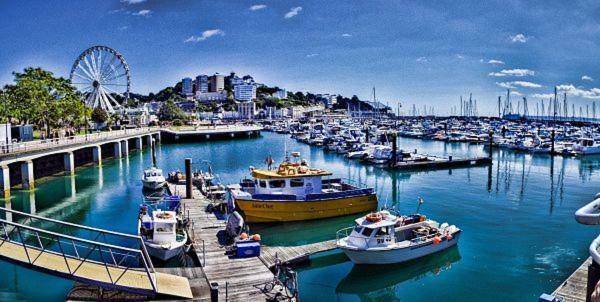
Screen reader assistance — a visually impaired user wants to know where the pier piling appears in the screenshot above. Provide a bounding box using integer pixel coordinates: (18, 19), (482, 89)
(185, 158), (192, 199)
(551, 129), (555, 155)
(391, 133), (397, 166)
(488, 130), (493, 159)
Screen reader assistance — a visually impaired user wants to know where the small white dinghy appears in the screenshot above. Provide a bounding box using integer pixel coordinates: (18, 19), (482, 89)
(336, 210), (461, 265)
(138, 209), (188, 261)
(142, 167), (166, 190)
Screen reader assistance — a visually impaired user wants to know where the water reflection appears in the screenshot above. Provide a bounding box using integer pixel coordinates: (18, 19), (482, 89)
(336, 247), (461, 298)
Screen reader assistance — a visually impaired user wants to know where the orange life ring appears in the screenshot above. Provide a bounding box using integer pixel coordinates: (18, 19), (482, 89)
(432, 236), (442, 244)
(365, 213), (382, 222)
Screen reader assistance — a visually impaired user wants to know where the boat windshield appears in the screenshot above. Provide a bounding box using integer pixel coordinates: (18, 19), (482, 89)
(155, 223), (174, 233)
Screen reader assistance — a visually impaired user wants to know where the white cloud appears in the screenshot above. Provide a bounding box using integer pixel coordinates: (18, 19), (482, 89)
(556, 84), (600, 99)
(250, 4), (267, 11)
(184, 29), (225, 43)
(582, 75), (594, 81)
(132, 9), (151, 16)
(510, 33), (528, 43)
(488, 68), (535, 77)
(119, 25), (129, 31)
(488, 59), (505, 65)
(496, 81), (542, 89)
(342, 33), (352, 37)
(416, 57), (428, 63)
(306, 53), (319, 58)
(284, 7), (302, 18)
(531, 93), (555, 99)
(510, 91), (523, 96)
(121, 0), (146, 4)
(456, 54), (464, 59)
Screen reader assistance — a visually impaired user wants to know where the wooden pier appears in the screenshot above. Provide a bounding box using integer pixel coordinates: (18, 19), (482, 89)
(67, 182), (339, 301)
(260, 240), (337, 268)
(387, 156), (492, 171)
(553, 257), (592, 302)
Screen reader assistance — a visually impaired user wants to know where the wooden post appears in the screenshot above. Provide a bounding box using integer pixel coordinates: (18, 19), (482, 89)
(488, 130), (493, 159)
(365, 126), (369, 143)
(551, 129), (555, 155)
(185, 158), (192, 199)
(391, 133), (397, 167)
(151, 138), (157, 167)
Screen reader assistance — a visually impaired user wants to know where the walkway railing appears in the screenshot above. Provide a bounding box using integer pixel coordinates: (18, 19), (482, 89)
(0, 127), (158, 156)
(0, 207), (158, 295)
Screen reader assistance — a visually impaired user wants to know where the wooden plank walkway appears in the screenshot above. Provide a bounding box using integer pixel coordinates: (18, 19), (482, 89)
(553, 257), (591, 302)
(260, 240), (337, 268)
(171, 183), (275, 302)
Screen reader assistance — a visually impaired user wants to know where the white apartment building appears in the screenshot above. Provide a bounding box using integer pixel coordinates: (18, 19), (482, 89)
(238, 101), (257, 119)
(234, 84), (257, 101)
(196, 91), (228, 102)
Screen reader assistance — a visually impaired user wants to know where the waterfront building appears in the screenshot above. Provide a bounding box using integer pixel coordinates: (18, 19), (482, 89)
(234, 84), (257, 101)
(316, 94), (337, 108)
(271, 89), (287, 99)
(209, 74), (225, 92)
(238, 101), (257, 119)
(195, 75), (209, 93)
(1, 123), (12, 146)
(182, 77), (193, 97)
(196, 91), (228, 102)
(120, 107), (151, 126)
(264, 107), (289, 119)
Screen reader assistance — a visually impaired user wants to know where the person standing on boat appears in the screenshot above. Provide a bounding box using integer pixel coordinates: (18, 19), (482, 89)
(265, 154), (274, 170)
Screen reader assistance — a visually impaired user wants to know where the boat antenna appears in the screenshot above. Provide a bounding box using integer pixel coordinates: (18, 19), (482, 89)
(416, 197), (424, 213)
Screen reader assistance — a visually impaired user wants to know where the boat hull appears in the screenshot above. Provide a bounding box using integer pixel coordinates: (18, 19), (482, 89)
(341, 232), (461, 265)
(142, 180), (166, 190)
(235, 194), (378, 223)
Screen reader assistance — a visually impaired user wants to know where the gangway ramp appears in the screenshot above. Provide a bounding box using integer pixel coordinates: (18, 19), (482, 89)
(0, 207), (192, 299)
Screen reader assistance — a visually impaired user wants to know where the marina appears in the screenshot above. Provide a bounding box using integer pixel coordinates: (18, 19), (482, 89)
(0, 129), (598, 301)
(3, 2), (600, 300)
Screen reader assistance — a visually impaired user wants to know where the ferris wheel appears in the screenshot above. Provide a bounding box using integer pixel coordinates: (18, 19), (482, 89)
(69, 46), (130, 113)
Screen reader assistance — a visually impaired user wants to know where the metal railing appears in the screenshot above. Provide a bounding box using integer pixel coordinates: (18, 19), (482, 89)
(0, 207), (157, 295)
(0, 127), (158, 156)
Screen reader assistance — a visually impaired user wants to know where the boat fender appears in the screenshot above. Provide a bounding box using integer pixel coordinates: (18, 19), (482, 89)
(251, 234), (261, 241)
(240, 232), (248, 240)
(432, 236), (442, 245)
(419, 215), (426, 222)
(446, 234), (453, 240)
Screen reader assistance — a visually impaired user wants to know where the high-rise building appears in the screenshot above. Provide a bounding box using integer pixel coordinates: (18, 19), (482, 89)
(209, 74), (225, 92)
(195, 75), (209, 93)
(234, 84), (257, 101)
(182, 77), (193, 97)
(230, 76), (244, 87)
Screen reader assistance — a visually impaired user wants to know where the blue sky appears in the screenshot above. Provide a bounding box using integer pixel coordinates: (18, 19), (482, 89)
(2, 0), (600, 115)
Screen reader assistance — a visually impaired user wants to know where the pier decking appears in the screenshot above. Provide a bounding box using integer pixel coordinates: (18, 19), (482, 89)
(260, 240), (337, 268)
(553, 257), (592, 302)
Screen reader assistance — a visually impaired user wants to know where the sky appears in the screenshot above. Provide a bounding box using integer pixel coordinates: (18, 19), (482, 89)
(2, 0), (600, 115)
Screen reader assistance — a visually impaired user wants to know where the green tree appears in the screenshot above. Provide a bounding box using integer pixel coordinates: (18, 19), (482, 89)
(3, 67), (86, 137)
(91, 107), (108, 124)
(159, 99), (187, 121)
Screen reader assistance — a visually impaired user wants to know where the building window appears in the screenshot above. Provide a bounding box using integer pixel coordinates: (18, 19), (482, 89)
(269, 180), (285, 188)
(290, 178), (304, 187)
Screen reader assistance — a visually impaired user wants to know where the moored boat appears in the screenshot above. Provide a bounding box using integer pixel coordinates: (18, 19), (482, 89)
(336, 209), (461, 265)
(228, 152), (378, 223)
(141, 166), (166, 190)
(138, 203), (188, 261)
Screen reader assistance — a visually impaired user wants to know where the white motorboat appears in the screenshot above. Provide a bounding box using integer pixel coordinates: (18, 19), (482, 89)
(138, 208), (188, 261)
(336, 210), (461, 265)
(142, 167), (166, 190)
(572, 138), (600, 155)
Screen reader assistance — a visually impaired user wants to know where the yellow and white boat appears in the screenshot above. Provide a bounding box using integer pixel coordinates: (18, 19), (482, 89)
(228, 153), (378, 223)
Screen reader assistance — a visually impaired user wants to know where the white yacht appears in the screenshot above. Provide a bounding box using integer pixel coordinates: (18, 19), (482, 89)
(336, 210), (461, 265)
(572, 138), (600, 155)
(142, 167), (166, 190)
(138, 208), (188, 261)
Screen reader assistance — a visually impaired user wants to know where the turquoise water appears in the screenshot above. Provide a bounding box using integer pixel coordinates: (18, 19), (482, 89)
(1, 131), (599, 301)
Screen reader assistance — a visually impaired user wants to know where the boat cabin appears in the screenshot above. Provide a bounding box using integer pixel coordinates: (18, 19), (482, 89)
(149, 210), (177, 244)
(250, 160), (332, 198)
(144, 168), (163, 179)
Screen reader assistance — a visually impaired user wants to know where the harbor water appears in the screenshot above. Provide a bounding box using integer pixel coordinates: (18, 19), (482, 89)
(0, 131), (598, 301)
